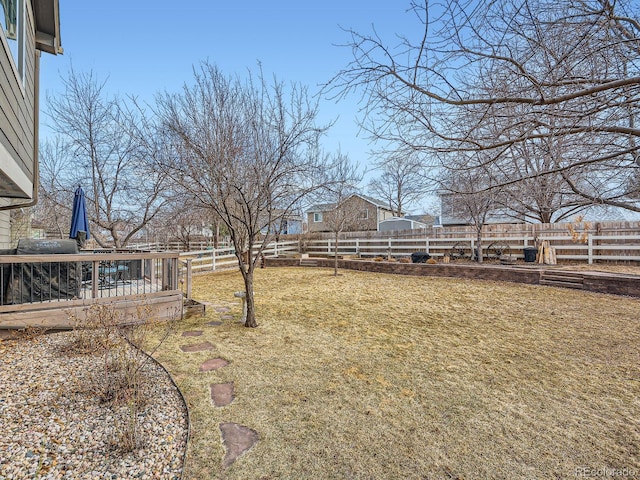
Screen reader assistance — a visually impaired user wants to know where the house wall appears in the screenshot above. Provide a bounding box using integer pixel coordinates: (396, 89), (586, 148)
(378, 208), (394, 223)
(308, 197), (381, 232)
(307, 211), (323, 232)
(0, 207), (9, 248)
(0, 0), (38, 201)
(345, 195), (378, 231)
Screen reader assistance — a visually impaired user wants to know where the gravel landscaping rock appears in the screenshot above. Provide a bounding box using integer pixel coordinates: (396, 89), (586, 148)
(0, 332), (188, 480)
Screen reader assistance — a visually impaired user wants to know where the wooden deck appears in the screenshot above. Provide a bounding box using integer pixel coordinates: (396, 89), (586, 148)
(0, 251), (184, 334)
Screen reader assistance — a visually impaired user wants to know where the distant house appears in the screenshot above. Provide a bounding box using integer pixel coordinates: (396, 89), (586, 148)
(306, 194), (395, 232)
(434, 192), (521, 226)
(260, 212), (303, 236)
(0, 0), (62, 248)
(378, 214), (435, 232)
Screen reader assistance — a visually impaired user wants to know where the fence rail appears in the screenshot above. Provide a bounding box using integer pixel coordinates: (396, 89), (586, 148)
(303, 235), (640, 264)
(178, 240), (299, 274)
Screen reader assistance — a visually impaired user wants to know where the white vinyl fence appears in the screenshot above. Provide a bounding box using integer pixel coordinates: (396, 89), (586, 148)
(179, 240), (299, 274)
(303, 235), (640, 264)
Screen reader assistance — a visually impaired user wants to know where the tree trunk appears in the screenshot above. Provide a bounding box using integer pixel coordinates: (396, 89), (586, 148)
(334, 231), (339, 276)
(476, 228), (483, 264)
(242, 267), (258, 328)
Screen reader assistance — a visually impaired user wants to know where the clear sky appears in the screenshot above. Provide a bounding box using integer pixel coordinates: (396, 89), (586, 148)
(39, 0), (422, 172)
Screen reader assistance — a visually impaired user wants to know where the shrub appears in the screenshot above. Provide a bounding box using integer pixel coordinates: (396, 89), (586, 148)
(60, 301), (176, 453)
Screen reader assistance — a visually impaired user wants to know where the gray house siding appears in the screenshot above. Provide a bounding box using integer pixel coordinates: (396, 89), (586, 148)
(0, 0), (60, 248)
(0, 0), (37, 200)
(0, 207), (9, 248)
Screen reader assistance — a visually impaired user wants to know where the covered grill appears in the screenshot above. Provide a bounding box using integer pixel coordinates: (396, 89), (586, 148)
(1, 239), (81, 305)
(410, 252), (431, 263)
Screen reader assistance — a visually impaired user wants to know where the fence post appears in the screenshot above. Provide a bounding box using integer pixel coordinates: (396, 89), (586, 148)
(274, 241), (278, 257)
(212, 248), (216, 271)
(425, 237), (430, 254)
(186, 259), (192, 299)
(355, 238), (360, 255)
(588, 234), (593, 265)
(328, 239), (332, 255)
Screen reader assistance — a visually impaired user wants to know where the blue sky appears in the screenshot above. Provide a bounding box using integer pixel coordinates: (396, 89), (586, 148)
(39, 1), (421, 173)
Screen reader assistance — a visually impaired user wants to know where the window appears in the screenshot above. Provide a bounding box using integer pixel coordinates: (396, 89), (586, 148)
(313, 212), (323, 222)
(0, 0), (25, 83)
(358, 209), (369, 219)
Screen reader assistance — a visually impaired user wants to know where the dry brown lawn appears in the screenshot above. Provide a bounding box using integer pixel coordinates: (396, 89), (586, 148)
(149, 267), (640, 480)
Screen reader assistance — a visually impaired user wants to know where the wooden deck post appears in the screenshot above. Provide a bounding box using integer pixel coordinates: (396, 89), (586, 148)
(185, 259), (192, 300)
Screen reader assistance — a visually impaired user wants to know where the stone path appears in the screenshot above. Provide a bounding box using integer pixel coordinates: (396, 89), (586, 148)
(178, 302), (259, 469)
(200, 358), (229, 372)
(179, 341), (214, 352)
(219, 423), (260, 468)
(182, 330), (203, 337)
(210, 382), (234, 407)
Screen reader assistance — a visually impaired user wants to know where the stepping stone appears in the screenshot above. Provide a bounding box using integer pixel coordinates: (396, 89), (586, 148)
(180, 341), (215, 352)
(220, 315), (234, 320)
(214, 307), (231, 313)
(207, 321), (223, 327)
(200, 358), (229, 372)
(219, 422), (259, 468)
(182, 330), (203, 337)
(210, 382), (234, 407)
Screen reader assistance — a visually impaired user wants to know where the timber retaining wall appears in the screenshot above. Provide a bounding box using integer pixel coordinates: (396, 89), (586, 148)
(265, 258), (640, 298)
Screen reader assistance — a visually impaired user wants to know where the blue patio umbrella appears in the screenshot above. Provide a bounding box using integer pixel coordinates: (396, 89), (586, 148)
(69, 186), (91, 241)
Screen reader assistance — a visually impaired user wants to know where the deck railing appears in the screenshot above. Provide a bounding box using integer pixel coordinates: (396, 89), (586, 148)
(0, 251), (180, 307)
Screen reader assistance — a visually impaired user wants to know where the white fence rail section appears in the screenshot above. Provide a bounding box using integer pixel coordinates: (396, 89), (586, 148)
(303, 235), (640, 264)
(130, 241), (233, 252)
(179, 240), (299, 274)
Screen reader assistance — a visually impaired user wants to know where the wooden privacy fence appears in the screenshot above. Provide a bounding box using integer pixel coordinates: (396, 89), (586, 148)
(331, 220), (640, 239)
(303, 235), (640, 264)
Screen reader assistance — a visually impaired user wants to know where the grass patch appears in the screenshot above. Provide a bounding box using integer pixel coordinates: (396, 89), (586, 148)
(149, 268), (640, 479)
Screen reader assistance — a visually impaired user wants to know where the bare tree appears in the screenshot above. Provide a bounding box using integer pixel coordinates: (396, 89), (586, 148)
(497, 137), (593, 223)
(36, 138), (71, 237)
(440, 156), (504, 263)
(329, 0), (640, 213)
(315, 152), (363, 275)
(155, 199), (212, 250)
(367, 152), (429, 216)
(42, 69), (172, 247)
(157, 62), (329, 327)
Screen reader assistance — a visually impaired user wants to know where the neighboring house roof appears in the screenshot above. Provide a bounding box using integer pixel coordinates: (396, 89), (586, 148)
(306, 202), (337, 213)
(306, 194), (393, 214)
(405, 214), (435, 224)
(354, 194), (392, 210)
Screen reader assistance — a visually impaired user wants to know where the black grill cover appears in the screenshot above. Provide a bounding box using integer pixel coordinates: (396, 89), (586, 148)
(2, 239), (81, 305)
(411, 252), (431, 263)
